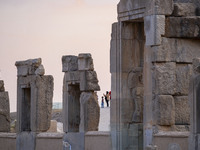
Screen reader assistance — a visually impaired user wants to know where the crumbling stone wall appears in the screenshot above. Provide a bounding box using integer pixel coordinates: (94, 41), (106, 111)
(110, 0), (200, 149)
(0, 80), (10, 132)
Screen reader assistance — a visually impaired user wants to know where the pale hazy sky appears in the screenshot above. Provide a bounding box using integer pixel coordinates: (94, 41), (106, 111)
(0, 0), (119, 112)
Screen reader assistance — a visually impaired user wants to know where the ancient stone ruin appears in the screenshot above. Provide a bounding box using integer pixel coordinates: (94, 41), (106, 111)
(189, 58), (200, 150)
(110, 0), (200, 150)
(15, 58), (54, 150)
(0, 80), (10, 132)
(62, 53), (100, 150)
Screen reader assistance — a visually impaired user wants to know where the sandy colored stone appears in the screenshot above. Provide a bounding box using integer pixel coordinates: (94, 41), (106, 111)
(175, 64), (192, 95)
(47, 120), (57, 132)
(173, 3), (196, 16)
(0, 92), (10, 132)
(62, 55), (78, 72)
(155, 95), (175, 126)
(78, 53), (94, 71)
(79, 92), (100, 132)
(153, 62), (176, 95)
(165, 17), (200, 38)
(0, 80), (5, 92)
(174, 96), (190, 125)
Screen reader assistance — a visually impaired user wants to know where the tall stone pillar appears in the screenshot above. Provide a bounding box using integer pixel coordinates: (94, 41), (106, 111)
(62, 53), (100, 150)
(0, 80), (10, 132)
(189, 58), (200, 150)
(15, 58), (54, 150)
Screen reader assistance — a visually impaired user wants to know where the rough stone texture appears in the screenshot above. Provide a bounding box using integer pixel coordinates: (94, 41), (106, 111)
(15, 58), (42, 76)
(152, 37), (200, 63)
(0, 92), (10, 132)
(144, 15), (165, 46)
(175, 64), (192, 95)
(127, 68), (144, 123)
(17, 75), (53, 132)
(155, 95), (175, 126)
(16, 132), (36, 150)
(117, 0), (173, 21)
(153, 62), (176, 95)
(63, 133), (84, 150)
(80, 71), (100, 92)
(35, 64), (45, 76)
(78, 53), (94, 71)
(64, 71), (80, 82)
(165, 17), (200, 38)
(0, 80), (5, 92)
(192, 58), (200, 74)
(62, 55), (78, 72)
(79, 92), (100, 132)
(172, 3), (196, 16)
(47, 120), (57, 132)
(117, 0), (146, 21)
(146, 0), (173, 16)
(174, 96), (190, 125)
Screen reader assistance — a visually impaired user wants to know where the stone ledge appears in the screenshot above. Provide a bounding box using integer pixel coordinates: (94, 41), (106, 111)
(154, 131), (189, 138)
(37, 133), (64, 139)
(0, 133), (17, 138)
(85, 131), (111, 136)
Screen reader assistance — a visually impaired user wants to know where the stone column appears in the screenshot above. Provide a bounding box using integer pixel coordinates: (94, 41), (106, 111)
(15, 58), (53, 150)
(0, 80), (10, 132)
(110, 21), (145, 150)
(189, 58), (200, 150)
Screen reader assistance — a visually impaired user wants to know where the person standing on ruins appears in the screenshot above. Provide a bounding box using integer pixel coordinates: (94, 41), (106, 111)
(104, 91), (110, 107)
(101, 96), (104, 108)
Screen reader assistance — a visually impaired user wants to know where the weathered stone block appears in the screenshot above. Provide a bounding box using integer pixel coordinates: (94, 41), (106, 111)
(175, 64), (192, 95)
(64, 71), (80, 82)
(153, 62), (176, 95)
(152, 37), (200, 63)
(79, 92), (100, 132)
(15, 58), (42, 76)
(34, 75), (54, 132)
(78, 53), (94, 71)
(63, 133), (85, 150)
(174, 96), (190, 125)
(165, 17), (200, 38)
(16, 132), (36, 150)
(172, 3), (196, 16)
(17, 75), (53, 132)
(62, 55), (78, 72)
(193, 58), (200, 74)
(146, 0), (173, 16)
(80, 71), (100, 92)
(35, 64), (45, 76)
(0, 92), (10, 132)
(144, 15), (165, 46)
(117, 0), (146, 21)
(0, 80), (5, 92)
(155, 95), (175, 125)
